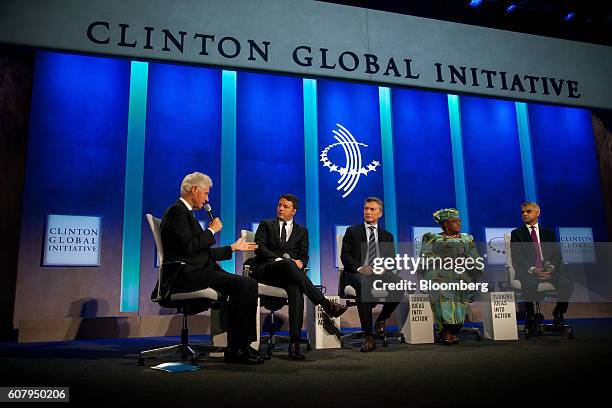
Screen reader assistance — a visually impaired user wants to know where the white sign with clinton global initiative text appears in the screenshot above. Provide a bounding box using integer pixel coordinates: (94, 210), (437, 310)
(43, 214), (101, 266)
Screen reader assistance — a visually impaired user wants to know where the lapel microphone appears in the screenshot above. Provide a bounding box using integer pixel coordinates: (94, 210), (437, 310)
(203, 203), (215, 221)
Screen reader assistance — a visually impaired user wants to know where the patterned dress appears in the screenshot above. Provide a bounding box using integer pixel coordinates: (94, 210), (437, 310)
(418, 232), (483, 332)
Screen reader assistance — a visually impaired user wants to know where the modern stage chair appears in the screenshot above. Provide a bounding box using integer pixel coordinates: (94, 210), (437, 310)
(138, 214), (224, 366)
(503, 233), (573, 339)
(240, 230), (311, 359)
(336, 233), (405, 347)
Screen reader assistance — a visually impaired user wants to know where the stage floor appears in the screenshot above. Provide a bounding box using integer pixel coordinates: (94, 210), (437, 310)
(1, 318), (611, 407)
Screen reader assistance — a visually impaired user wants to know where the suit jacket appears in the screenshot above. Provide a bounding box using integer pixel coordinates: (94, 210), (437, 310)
(510, 224), (561, 282)
(246, 219), (309, 274)
(154, 199), (232, 298)
(340, 224), (395, 285)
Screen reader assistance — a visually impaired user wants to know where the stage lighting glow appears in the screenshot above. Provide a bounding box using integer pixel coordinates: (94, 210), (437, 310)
(469, 0), (483, 8)
(506, 4), (516, 13)
(564, 11), (575, 22)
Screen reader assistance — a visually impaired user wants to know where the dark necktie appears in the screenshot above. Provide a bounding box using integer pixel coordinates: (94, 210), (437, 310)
(280, 221), (287, 245)
(530, 226), (543, 269)
(367, 225), (377, 266)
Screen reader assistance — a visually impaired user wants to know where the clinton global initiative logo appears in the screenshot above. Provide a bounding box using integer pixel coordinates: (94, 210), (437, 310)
(487, 236), (507, 255)
(320, 124), (380, 198)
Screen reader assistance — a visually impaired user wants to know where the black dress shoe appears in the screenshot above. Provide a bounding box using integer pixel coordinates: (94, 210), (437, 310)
(247, 346), (265, 360)
(374, 320), (386, 338)
(224, 348), (264, 365)
(525, 312), (538, 333)
(321, 299), (348, 318)
(360, 334), (376, 352)
(552, 308), (565, 328)
(288, 342), (306, 361)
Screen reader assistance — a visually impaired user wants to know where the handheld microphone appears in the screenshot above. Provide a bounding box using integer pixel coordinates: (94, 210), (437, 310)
(282, 253), (291, 260)
(203, 203), (215, 221)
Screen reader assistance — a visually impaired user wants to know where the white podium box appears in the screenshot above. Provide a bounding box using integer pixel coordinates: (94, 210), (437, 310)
(482, 292), (518, 341)
(307, 296), (341, 349)
(401, 294), (435, 344)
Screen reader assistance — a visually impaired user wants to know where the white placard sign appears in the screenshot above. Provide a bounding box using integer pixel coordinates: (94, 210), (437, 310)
(482, 292), (518, 341)
(307, 296), (341, 349)
(484, 227), (515, 265)
(401, 294), (434, 344)
(43, 214), (100, 266)
(558, 227), (596, 264)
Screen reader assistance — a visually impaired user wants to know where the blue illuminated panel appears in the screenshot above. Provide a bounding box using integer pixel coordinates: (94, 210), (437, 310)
(460, 96), (525, 242)
(528, 104), (607, 241)
(392, 88), (455, 243)
(22, 51), (131, 315)
(317, 80), (383, 292)
(141, 62), (222, 306)
(235, 71), (305, 271)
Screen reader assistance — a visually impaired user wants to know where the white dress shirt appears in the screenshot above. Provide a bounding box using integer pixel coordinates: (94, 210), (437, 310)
(179, 197), (215, 235)
(279, 219), (294, 241)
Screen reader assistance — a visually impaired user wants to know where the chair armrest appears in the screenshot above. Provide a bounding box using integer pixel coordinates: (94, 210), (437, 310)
(337, 267), (344, 297)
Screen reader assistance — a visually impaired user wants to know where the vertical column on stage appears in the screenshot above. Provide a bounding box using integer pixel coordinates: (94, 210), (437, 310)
(303, 78), (321, 285)
(120, 61), (149, 313)
(378, 87), (398, 240)
(515, 102), (538, 202)
(447, 94), (470, 232)
(211, 70), (237, 352)
(220, 70), (237, 273)
(379, 86), (405, 330)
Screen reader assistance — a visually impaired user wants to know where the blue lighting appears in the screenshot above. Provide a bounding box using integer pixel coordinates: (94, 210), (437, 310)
(469, 0), (483, 8)
(506, 4), (516, 13)
(120, 60), (149, 313)
(220, 70), (237, 273)
(564, 11), (575, 22)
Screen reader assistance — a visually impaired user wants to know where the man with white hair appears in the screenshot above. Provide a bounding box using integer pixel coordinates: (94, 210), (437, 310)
(160, 172), (263, 364)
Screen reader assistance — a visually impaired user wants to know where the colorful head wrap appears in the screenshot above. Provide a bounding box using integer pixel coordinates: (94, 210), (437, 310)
(432, 208), (460, 224)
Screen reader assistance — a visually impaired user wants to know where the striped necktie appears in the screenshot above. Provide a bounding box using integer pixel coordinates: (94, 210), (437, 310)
(367, 225), (377, 266)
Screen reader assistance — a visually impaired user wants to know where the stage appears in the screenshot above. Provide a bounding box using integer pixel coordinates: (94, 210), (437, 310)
(1, 318), (610, 406)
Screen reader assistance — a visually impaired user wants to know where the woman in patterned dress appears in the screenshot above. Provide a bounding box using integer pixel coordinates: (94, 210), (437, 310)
(418, 208), (483, 345)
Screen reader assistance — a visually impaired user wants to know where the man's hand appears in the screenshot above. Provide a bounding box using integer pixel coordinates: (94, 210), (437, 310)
(535, 268), (552, 280)
(358, 266), (374, 276)
(209, 218), (222, 234)
(293, 259), (304, 270)
(231, 237), (257, 252)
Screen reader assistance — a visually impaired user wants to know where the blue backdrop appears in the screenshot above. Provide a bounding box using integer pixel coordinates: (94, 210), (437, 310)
(391, 88), (456, 243)
(235, 71), (306, 271)
(15, 51), (609, 321)
(461, 96), (526, 242)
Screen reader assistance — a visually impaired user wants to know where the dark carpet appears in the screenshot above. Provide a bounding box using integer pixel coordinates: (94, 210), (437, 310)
(1, 318), (610, 407)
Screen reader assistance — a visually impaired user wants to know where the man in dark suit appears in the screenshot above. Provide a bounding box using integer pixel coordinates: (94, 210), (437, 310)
(160, 172), (263, 364)
(341, 197), (403, 352)
(510, 202), (573, 330)
(247, 194), (347, 360)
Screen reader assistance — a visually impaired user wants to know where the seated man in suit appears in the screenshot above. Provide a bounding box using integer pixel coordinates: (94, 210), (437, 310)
(341, 197), (403, 352)
(247, 194), (347, 360)
(510, 202), (573, 330)
(160, 172), (264, 364)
